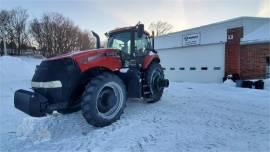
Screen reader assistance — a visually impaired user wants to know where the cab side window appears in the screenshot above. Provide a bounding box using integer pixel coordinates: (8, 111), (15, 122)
(135, 32), (151, 56)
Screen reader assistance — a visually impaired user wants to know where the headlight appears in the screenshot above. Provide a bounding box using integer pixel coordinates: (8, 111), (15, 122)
(31, 81), (62, 88)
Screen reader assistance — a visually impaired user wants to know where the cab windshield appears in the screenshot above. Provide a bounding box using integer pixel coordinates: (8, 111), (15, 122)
(107, 32), (131, 54)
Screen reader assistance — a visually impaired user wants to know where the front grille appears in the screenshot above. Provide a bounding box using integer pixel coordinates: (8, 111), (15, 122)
(32, 58), (81, 104)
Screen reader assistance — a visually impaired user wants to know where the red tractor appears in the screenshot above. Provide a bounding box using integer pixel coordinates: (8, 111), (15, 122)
(14, 23), (169, 127)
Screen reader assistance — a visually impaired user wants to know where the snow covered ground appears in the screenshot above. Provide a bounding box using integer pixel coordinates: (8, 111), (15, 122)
(0, 56), (270, 152)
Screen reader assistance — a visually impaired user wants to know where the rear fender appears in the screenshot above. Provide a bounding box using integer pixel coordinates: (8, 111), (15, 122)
(142, 53), (160, 70)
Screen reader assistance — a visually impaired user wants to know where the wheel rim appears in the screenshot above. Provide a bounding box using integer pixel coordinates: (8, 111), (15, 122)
(96, 82), (124, 119)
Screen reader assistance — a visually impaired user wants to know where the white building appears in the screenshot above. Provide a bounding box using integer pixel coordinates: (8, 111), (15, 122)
(155, 17), (270, 83)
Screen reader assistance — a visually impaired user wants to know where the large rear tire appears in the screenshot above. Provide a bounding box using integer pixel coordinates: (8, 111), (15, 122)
(81, 72), (127, 127)
(145, 62), (164, 103)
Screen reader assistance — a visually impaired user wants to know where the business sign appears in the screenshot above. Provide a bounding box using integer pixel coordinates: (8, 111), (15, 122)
(183, 33), (201, 46)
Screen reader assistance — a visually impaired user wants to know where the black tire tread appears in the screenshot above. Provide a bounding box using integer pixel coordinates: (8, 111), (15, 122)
(81, 72), (126, 127)
(145, 62), (164, 103)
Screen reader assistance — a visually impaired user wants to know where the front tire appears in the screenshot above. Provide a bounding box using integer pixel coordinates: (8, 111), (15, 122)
(81, 72), (127, 127)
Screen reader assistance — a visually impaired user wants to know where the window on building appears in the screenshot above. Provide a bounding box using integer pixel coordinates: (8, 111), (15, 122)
(214, 67), (221, 70)
(162, 67), (166, 70)
(179, 67), (185, 70)
(170, 67), (175, 70)
(190, 67), (196, 70)
(266, 57), (270, 78)
(201, 67), (208, 70)
(266, 57), (270, 64)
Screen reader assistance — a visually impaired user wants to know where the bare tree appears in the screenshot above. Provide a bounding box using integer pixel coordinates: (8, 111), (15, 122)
(30, 19), (42, 48)
(148, 21), (173, 36)
(30, 13), (96, 57)
(9, 7), (29, 55)
(0, 10), (10, 55)
(1, 8), (96, 57)
(78, 30), (95, 50)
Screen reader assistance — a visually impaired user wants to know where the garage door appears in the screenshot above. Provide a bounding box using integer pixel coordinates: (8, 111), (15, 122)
(157, 43), (225, 83)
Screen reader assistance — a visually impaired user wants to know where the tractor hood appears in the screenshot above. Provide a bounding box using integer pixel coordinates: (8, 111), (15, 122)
(46, 48), (122, 72)
(47, 48), (118, 61)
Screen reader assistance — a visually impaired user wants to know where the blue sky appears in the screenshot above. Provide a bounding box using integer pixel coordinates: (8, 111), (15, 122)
(1, 0), (269, 40)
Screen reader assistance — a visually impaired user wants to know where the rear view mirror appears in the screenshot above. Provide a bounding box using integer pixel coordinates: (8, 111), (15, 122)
(137, 24), (144, 38)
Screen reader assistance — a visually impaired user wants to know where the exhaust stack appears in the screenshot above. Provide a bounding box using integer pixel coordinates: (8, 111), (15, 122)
(92, 31), (100, 49)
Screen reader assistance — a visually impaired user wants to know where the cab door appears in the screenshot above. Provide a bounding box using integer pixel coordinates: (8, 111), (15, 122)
(134, 32), (152, 68)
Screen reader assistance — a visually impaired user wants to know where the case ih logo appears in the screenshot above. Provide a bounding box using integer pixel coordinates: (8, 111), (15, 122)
(183, 33), (201, 46)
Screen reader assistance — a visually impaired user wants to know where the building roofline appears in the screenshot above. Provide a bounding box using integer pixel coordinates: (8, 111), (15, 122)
(156, 16), (270, 38)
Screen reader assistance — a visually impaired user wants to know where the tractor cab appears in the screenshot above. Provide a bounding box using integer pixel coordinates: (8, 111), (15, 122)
(106, 24), (155, 68)
(104, 24), (161, 99)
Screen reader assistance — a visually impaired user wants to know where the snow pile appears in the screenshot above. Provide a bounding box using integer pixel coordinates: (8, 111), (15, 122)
(16, 117), (52, 144)
(0, 56), (41, 83)
(223, 78), (270, 91)
(241, 22), (270, 43)
(223, 79), (236, 87)
(0, 56), (42, 97)
(16, 112), (93, 144)
(264, 78), (270, 91)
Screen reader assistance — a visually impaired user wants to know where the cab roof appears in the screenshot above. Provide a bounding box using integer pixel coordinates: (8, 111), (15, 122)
(106, 25), (150, 37)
